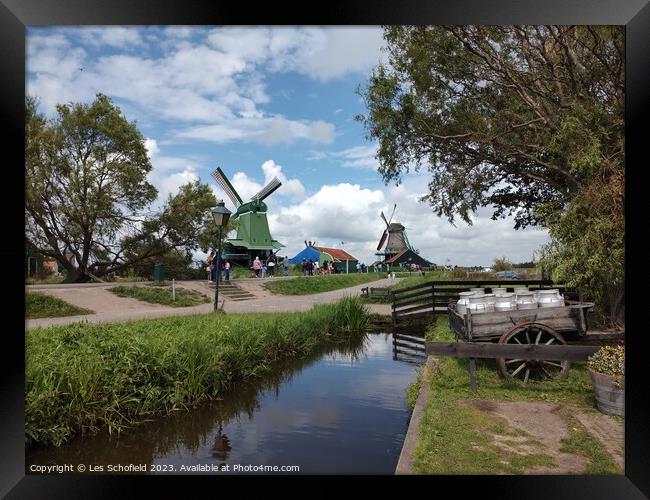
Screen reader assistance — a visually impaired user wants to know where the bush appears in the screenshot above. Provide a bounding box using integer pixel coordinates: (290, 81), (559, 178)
(587, 345), (624, 379)
(492, 256), (513, 272)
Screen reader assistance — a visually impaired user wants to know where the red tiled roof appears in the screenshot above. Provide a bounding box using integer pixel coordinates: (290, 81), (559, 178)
(315, 246), (356, 261)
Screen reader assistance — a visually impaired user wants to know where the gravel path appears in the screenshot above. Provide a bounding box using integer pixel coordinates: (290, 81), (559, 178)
(26, 277), (398, 330)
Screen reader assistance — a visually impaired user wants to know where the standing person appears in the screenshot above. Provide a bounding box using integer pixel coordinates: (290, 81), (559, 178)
(356, 261), (361, 273)
(224, 260), (230, 282)
(253, 256), (262, 277)
(261, 261), (267, 278)
(313, 260), (319, 275)
(267, 254), (275, 276)
(207, 252), (214, 282)
(302, 259), (308, 276)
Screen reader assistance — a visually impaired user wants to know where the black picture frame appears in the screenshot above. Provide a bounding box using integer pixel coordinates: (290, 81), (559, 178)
(3, 1), (648, 497)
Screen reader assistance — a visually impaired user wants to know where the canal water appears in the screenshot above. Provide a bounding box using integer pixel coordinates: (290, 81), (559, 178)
(27, 333), (422, 474)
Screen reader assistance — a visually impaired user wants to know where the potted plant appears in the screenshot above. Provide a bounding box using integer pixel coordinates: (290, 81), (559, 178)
(587, 345), (625, 416)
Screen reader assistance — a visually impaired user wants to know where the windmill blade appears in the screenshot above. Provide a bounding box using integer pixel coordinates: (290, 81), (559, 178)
(252, 177), (282, 202)
(380, 211), (389, 227)
(387, 203), (397, 225)
(211, 167), (243, 208)
(376, 230), (388, 251)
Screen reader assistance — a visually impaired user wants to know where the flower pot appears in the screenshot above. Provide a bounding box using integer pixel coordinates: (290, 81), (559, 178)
(589, 370), (625, 416)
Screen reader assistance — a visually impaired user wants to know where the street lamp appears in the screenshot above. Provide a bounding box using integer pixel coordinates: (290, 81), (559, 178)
(211, 200), (232, 312)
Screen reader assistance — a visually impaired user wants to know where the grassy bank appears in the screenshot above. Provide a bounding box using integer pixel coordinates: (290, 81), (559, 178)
(410, 322), (622, 474)
(26, 292), (93, 319)
(263, 273), (384, 295)
(109, 284), (210, 307)
(26, 297), (369, 447)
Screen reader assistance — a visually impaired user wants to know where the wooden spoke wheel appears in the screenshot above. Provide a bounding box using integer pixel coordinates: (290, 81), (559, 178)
(496, 322), (570, 383)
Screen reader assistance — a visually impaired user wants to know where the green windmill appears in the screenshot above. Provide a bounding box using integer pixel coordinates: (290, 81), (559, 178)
(211, 167), (284, 265)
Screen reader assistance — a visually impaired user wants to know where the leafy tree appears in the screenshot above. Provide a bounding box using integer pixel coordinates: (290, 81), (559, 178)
(492, 256), (513, 272)
(357, 26), (624, 324)
(26, 94), (218, 282)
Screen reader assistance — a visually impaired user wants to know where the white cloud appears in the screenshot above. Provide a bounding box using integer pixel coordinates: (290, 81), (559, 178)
(176, 117), (335, 146)
(78, 27), (145, 49)
(307, 143), (379, 170)
(27, 27), (381, 146)
(263, 173), (548, 266)
(213, 160), (307, 209)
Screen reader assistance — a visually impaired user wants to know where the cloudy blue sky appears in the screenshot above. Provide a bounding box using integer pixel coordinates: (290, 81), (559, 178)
(27, 26), (549, 266)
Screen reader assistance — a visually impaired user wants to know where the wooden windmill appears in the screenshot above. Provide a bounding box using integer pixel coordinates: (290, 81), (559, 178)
(211, 167), (284, 265)
(375, 204), (415, 261)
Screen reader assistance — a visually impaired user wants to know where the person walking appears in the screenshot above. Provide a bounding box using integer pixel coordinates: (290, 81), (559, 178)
(253, 256), (262, 277)
(224, 260), (230, 282)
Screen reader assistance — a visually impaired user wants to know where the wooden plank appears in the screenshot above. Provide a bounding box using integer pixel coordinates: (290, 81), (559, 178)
(393, 296), (434, 309)
(393, 333), (426, 344)
(425, 342), (600, 361)
(394, 311), (435, 322)
(417, 279), (554, 287)
(394, 302), (436, 315)
(392, 282), (435, 294)
(394, 340), (426, 352)
(393, 289), (435, 303)
(468, 358), (477, 390)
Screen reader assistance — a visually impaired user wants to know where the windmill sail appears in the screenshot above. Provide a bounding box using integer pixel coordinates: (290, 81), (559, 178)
(211, 167), (243, 208)
(252, 177), (282, 202)
(377, 230), (388, 251)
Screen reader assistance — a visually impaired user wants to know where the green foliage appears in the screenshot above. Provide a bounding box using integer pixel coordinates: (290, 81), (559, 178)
(492, 256), (513, 272)
(109, 285), (211, 307)
(263, 274), (384, 295)
(26, 292), (93, 319)
(587, 346), (625, 379)
(26, 94), (218, 283)
(358, 26), (624, 326)
(25, 297), (369, 447)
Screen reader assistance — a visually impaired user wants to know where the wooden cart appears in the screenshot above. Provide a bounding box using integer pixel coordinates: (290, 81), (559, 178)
(447, 301), (595, 383)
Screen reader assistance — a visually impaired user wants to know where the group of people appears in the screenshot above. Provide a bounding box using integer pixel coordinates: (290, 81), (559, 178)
(302, 258), (337, 276)
(206, 252), (231, 283)
(252, 255), (289, 278)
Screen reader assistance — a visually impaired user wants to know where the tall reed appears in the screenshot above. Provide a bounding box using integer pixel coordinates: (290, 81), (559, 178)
(26, 297), (368, 447)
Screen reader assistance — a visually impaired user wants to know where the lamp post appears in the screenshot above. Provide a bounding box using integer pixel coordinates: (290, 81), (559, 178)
(211, 201), (232, 312)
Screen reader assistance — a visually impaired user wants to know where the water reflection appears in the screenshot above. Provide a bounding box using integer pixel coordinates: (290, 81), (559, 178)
(27, 333), (417, 474)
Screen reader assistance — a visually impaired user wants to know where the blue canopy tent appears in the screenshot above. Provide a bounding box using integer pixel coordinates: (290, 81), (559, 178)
(287, 246), (321, 264)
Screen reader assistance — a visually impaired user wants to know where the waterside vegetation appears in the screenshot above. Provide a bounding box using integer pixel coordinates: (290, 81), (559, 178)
(26, 297), (369, 447)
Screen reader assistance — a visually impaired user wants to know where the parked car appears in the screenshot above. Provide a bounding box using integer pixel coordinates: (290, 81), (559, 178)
(494, 270), (519, 279)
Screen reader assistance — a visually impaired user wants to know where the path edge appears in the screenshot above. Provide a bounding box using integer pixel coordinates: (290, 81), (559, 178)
(395, 355), (437, 475)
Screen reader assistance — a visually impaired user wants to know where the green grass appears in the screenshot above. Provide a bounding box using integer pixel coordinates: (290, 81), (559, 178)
(26, 297), (369, 447)
(109, 285), (210, 307)
(410, 321), (620, 474)
(26, 292), (93, 319)
(558, 409), (622, 474)
(263, 273), (385, 295)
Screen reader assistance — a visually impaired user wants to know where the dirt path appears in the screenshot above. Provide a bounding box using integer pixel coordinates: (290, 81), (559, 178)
(465, 399), (624, 474)
(26, 278), (397, 330)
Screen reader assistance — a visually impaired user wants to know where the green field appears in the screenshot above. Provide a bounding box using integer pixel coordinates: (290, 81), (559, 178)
(26, 297), (369, 447)
(263, 273), (385, 295)
(109, 284), (210, 307)
(26, 292), (93, 319)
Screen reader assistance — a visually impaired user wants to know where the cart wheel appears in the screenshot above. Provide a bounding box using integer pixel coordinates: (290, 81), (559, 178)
(496, 322), (570, 383)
